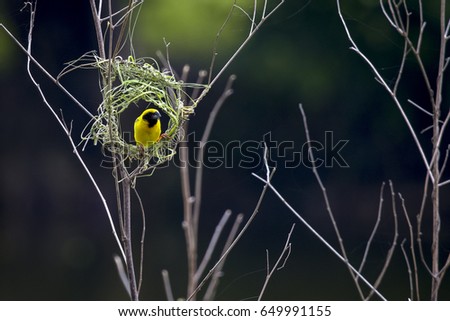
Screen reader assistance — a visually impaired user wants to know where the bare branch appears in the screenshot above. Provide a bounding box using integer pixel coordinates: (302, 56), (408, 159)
(250, 0), (258, 35)
(438, 254), (450, 280)
(0, 25), (94, 119)
(430, 107), (450, 177)
(194, 210), (233, 283)
(365, 181), (398, 300)
(114, 254), (131, 298)
(203, 213), (244, 300)
(400, 239), (414, 300)
(336, 0), (434, 183)
(89, 0), (106, 58)
(177, 67), (209, 299)
(380, 0), (400, 31)
(162, 270), (175, 301)
(132, 187), (146, 294)
(192, 75), (236, 233)
(407, 99), (436, 118)
(417, 175), (433, 276)
(187, 169), (275, 300)
(399, 193), (420, 300)
(358, 182), (385, 277)
(258, 224), (295, 300)
(19, 1), (125, 266)
(200, 0), (284, 95)
(299, 104), (365, 299)
(252, 170), (386, 301)
(120, 174), (138, 300)
(183, 73), (235, 299)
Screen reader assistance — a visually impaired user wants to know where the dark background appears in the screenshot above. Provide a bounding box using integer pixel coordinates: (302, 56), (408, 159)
(0, 0), (449, 300)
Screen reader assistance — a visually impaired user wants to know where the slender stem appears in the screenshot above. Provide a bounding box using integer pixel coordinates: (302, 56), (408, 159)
(89, 0), (106, 59)
(187, 170), (275, 300)
(299, 104), (365, 299)
(252, 172), (386, 301)
(162, 270), (174, 301)
(121, 174), (139, 301)
(337, 0), (433, 181)
(186, 74), (235, 299)
(365, 181), (398, 300)
(203, 213), (244, 300)
(179, 68), (206, 299)
(192, 75), (236, 237)
(358, 182), (385, 277)
(430, 0), (446, 301)
(399, 193), (420, 300)
(194, 210), (232, 283)
(132, 187), (146, 294)
(0, 24), (94, 119)
(198, 0), (285, 101)
(258, 224), (295, 300)
(400, 239), (414, 300)
(102, 0), (141, 301)
(22, 1), (127, 266)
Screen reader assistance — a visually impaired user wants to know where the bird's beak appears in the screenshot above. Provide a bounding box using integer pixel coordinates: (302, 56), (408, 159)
(154, 111), (162, 119)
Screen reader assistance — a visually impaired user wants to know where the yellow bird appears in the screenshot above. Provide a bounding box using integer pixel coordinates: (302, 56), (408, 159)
(134, 108), (162, 147)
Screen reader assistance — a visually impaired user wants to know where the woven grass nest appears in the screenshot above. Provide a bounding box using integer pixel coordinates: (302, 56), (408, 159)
(84, 56), (207, 173)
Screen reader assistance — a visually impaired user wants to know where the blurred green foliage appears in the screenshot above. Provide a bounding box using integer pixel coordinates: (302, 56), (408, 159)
(135, 0), (245, 62)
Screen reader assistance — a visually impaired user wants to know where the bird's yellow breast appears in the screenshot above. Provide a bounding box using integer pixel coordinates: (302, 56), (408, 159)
(134, 109), (162, 147)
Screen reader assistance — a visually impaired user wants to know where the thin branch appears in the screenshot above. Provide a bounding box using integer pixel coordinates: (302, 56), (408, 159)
(187, 169), (276, 300)
(192, 75), (236, 236)
(399, 193), (420, 300)
(258, 224), (295, 300)
(438, 253), (450, 279)
(417, 174), (433, 276)
(365, 180), (398, 300)
(112, 0), (135, 56)
(21, 1), (126, 265)
(430, 106), (450, 178)
(199, 0), (284, 99)
(203, 213), (244, 300)
(120, 174), (139, 301)
(262, 0), (269, 20)
(99, 0), (142, 301)
(429, 0), (447, 300)
(393, 33), (410, 95)
(89, 0), (106, 59)
(358, 182), (385, 277)
(417, 0), (425, 51)
(380, 0), (399, 30)
(0, 24), (94, 119)
(178, 68), (208, 299)
(381, 1), (411, 95)
(251, 172), (386, 301)
(298, 104), (365, 299)
(98, 2), (137, 23)
(132, 187), (146, 294)
(114, 254), (131, 298)
(250, 0), (258, 36)
(253, 126), (385, 300)
(208, 1), (237, 84)
(162, 270), (175, 301)
(336, 0), (433, 182)
(400, 239), (414, 300)
(384, 0), (435, 109)
(194, 210), (233, 283)
(407, 99), (436, 118)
